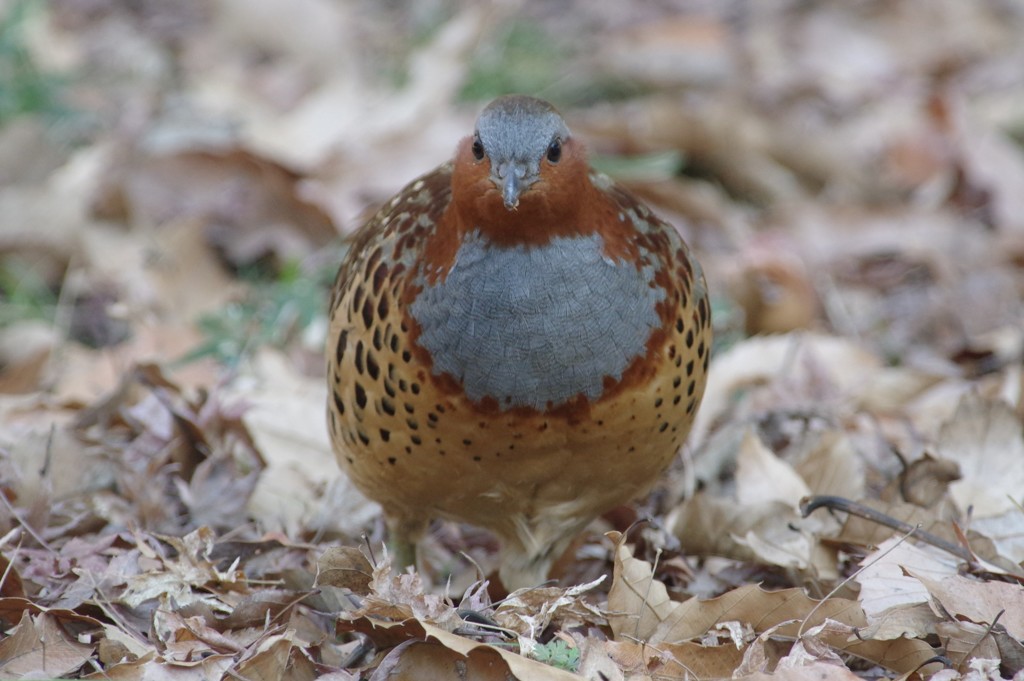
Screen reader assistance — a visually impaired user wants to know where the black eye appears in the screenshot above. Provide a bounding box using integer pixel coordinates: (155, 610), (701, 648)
(471, 136), (485, 161)
(546, 139), (562, 163)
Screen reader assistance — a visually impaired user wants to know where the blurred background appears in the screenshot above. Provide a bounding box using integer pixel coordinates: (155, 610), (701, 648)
(2, 0), (1023, 395)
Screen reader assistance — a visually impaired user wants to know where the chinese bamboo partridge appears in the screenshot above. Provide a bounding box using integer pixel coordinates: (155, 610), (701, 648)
(326, 95), (711, 589)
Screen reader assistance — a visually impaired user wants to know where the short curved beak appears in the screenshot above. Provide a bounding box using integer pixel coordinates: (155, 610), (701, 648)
(502, 172), (521, 210)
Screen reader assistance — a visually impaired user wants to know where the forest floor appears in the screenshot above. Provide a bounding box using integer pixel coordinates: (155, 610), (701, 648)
(1, 1), (1023, 679)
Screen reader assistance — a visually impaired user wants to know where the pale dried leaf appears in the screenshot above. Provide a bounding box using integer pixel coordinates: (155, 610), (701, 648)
(940, 393), (1024, 517)
(735, 428), (810, 508)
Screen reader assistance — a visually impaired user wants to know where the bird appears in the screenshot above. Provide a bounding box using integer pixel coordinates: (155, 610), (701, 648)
(326, 95), (711, 590)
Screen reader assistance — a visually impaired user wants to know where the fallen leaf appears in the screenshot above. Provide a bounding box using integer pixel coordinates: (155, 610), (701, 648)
(940, 393), (1024, 517)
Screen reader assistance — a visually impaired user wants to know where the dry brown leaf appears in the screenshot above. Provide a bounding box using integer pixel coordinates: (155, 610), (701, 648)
(0, 320), (55, 394)
(735, 429), (811, 508)
(595, 17), (735, 88)
(316, 546), (374, 594)
(728, 233), (820, 335)
(909, 570), (1024, 641)
(419, 622), (580, 681)
(879, 452), (961, 509)
(607, 531), (676, 642)
(576, 637), (625, 681)
(794, 431), (867, 501)
(94, 148), (336, 267)
(0, 610), (94, 678)
(854, 538), (958, 610)
(691, 334), (880, 449)
(234, 634), (318, 681)
(669, 490), (755, 559)
(935, 619), (1001, 672)
(146, 217), (246, 322)
(357, 556), (459, 627)
(940, 392), (1024, 517)
(237, 350), (378, 538)
(607, 536), (938, 673)
(493, 578), (605, 640)
(372, 638), (516, 681)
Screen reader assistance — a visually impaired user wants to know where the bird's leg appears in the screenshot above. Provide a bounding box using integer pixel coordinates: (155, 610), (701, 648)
(385, 514), (427, 575)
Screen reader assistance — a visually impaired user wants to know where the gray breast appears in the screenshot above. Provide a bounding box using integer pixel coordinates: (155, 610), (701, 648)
(410, 231), (664, 410)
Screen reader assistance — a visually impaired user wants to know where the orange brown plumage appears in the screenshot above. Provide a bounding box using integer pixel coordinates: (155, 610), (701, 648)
(326, 95), (711, 589)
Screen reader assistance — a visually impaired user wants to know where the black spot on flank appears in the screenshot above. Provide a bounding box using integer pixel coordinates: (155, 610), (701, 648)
(685, 329), (694, 348)
(698, 341), (705, 358)
(675, 355), (683, 367)
(698, 296), (708, 326)
(380, 429), (391, 442)
(377, 294), (390, 320)
(427, 412), (438, 424)
(335, 329), (348, 364)
(346, 456), (354, 464)
(686, 398), (696, 414)
(404, 403), (414, 414)
(406, 418), (419, 430)
(372, 262), (388, 294)
(328, 409), (337, 430)
(436, 404), (446, 414)
(372, 326), (383, 351)
(473, 455), (482, 462)
(405, 446), (412, 454)
(399, 379), (408, 392)
(654, 397), (663, 408)
(361, 298), (373, 329)
(402, 350), (412, 363)
(462, 439), (472, 446)
(688, 381), (696, 396)
(659, 422), (669, 433)
(597, 420), (604, 426)
(364, 247), (382, 276)
(673, 394), (682, 405)
(411, 435), (422, 445)
(333, 391), (345, 416)
(439, 450), (447, 456)
(354, 341), (365, 374)
(354, 383), (367, 409)
(390, 334), (399, 352)
(366, 352), (380, 380)
(381, 397), (396, 416)
(675, 318), (684, 333)
(400, 320), (409, 333)
(383, 380), (396, 398)
(628, 446), (635, 453)
(411, 383), (421, 394)
(687, 360), (694, 376)
(387, 456), (396, 465)
(357, 430), (370, 445)
(703, 353), (710, 371)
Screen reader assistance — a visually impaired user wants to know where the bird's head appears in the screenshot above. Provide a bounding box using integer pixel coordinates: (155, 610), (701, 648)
(449, 95), (590, 243)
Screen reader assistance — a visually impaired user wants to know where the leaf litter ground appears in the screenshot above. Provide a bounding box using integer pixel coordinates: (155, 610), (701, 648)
(1, 1), (1023, 679)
